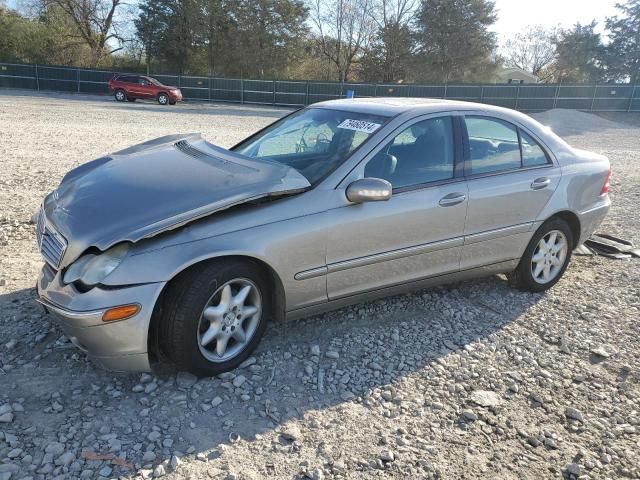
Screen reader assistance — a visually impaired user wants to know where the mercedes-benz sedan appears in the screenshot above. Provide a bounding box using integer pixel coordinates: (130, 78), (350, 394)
(35, 98), (611, 376)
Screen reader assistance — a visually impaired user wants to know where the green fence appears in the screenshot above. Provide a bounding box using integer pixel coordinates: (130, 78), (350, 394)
(1, 62), (639, 112)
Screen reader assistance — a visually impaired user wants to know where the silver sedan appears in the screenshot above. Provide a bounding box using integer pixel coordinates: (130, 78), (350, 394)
(35, 98), (611, 376)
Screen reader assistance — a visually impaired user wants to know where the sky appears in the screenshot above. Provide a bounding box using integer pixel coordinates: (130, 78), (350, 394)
(492, 0), (621, 40)
(5, 0), (624, 46)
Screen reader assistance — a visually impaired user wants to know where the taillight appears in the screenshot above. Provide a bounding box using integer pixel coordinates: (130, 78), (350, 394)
(600, 166), (612, 196)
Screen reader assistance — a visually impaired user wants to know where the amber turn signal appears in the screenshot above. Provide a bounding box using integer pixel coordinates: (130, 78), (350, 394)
(102, 304), (140, 322)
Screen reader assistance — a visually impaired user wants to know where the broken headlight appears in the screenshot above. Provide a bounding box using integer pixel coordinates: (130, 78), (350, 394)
(63, 243), (130, 287)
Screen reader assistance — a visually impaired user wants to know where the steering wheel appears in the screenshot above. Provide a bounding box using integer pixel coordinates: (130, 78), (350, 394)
(315, 133), (331, 150)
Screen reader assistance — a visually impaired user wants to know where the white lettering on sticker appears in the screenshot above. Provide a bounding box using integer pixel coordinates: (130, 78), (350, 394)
(337, 119), (381, 134)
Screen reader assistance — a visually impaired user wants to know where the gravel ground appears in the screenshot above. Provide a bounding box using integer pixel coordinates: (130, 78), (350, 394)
(0, 91), (638, 480)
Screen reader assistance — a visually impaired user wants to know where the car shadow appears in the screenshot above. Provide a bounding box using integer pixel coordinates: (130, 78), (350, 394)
(0, 275), (546, 477)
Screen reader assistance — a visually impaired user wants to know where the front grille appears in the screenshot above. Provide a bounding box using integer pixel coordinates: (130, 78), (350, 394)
(36, 208), (67, 269)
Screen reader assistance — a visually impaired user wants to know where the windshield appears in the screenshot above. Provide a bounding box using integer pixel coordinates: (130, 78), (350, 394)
(232, 108), (389, 185)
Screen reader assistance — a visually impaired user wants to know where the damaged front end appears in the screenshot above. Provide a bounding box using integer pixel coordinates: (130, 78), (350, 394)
(37, 133), (310, 279)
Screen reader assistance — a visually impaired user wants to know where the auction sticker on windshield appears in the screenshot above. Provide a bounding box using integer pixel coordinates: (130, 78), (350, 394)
(337, 119), (381, 134)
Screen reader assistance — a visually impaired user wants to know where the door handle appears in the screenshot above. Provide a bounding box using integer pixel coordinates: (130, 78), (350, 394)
(439, 192), (467, 207)
(531, 177), (551, 190)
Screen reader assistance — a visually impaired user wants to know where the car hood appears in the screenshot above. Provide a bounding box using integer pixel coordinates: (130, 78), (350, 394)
(43, 133), (310, 267)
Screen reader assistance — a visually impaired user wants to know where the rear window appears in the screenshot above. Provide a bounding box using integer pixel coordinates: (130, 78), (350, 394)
(116, 76), (137, 83)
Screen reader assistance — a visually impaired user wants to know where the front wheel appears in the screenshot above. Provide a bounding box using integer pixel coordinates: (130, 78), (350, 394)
(159, 260), (270, 376)
(157, 93), (169, 105)
(508, 218), (573, 292)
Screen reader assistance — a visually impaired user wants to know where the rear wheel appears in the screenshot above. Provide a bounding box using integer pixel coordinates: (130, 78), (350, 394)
(114, 89), (126, 102)
(159, 260), (270, 376)
(508, 218), (573, 292)
(157, 93), (169, 105)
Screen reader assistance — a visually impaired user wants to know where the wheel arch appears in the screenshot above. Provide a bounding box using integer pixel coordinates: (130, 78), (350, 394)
(545, 210), (581, 248)
(147, 254), (286, 368)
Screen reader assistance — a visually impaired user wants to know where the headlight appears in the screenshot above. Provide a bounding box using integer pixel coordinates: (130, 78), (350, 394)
(63, 243), (130, 287)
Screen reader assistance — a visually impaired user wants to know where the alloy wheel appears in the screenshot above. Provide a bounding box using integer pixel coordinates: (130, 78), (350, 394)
(531, 230), (568, 284)
(197, 278), (262, 362)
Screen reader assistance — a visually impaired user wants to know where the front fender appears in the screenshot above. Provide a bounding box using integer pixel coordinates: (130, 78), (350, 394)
(101, 209), (329, 312)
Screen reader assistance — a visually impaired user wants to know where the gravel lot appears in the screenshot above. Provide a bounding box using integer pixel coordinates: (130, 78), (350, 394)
(0, 91), (638, 480)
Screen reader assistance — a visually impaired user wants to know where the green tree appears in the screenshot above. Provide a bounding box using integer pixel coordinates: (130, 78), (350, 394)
(135, 0), (173, 73)
(0, 5), (90, 65)
(361, 0), (417, 82)
(414, 0), (499, 83)
(234, 0), (309, 78)
(553, 21), (606, 82)
(606, 0), (640, 83)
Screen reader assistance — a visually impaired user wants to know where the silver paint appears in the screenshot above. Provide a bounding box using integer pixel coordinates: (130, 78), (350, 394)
(36, 98), (611, 372)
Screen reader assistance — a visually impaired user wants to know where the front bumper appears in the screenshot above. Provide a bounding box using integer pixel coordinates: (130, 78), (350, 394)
(37, 264), (166, 372)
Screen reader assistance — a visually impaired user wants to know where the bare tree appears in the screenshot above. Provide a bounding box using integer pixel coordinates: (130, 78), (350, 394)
(503, 25), (556, 82)
(309, 0), (377, 82)
(39, 0), (126, 66)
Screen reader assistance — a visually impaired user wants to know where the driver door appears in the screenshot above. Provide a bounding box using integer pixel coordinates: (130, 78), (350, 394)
(326, 115), (468, 300)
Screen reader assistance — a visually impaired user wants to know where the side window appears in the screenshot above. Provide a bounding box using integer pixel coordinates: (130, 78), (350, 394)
(465, 117), (520, 174)
(364, 117), (454, 189)
(521, 131), (549, 167)
(138, 78), (148, 86)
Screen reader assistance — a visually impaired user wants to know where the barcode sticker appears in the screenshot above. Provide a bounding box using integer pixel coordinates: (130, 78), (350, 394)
(337, 119), (381, 134)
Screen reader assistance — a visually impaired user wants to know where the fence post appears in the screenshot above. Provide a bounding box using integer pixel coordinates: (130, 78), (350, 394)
(273, 80), (276, 105)
(374, 84), (378, 98)
(553, 83), (560, 109)
(77, 67), (81, 93)
(35, 64), (40, 91)
(443, 83), (447, 99)
(628, 85), (637, 112)
(480, 85), (484, 103)
(240, 78), (244, 104)
(515, 85), (520, 110)
(305, 81), (309, 105)
(590, 84), (597, 112)
(208, 76), (211, 103)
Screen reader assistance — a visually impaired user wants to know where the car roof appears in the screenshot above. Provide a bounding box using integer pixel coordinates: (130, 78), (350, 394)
(312, 97), (514, 117)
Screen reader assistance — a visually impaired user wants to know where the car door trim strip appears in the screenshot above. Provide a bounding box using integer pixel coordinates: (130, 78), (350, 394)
(463, 222), (532, 245)
(294, 266), (328, 281)
(326, 237), (464, 274)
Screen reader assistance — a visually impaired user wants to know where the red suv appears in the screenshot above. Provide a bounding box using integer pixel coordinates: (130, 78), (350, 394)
(108, 75), (183, 105)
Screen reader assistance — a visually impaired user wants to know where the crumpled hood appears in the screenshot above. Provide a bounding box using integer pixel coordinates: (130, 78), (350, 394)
(44, 133), (310, 267)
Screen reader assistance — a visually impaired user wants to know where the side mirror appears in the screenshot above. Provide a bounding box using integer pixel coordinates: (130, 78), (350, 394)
(345, 178), (392, 203)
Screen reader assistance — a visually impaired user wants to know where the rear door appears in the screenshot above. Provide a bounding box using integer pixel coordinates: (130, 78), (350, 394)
(326, 114), (468, 299)
(461, 115), (561, 269)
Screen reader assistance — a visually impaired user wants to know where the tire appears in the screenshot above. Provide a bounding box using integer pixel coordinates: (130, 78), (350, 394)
(157, 93), (169, 105)
(126, 97), (136, 102)
(114, 89), (126, 102)
(159, 259), (270, 377)
(508, 218), (573, 292)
